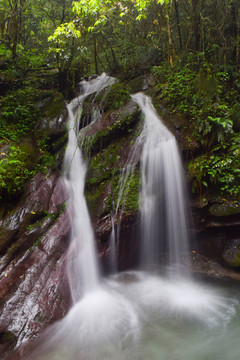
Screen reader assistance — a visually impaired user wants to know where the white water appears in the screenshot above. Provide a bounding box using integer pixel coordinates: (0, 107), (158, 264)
(63, 73), (115, 301)
(131, 93), (190, 273)
(26, 272), (240, 360)
(25, 75), (240, 360)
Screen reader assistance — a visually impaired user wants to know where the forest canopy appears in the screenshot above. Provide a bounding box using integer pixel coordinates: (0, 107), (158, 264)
(1, 0), (239, 76)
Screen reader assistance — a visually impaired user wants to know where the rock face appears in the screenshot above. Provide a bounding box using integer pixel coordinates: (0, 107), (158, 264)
(191, 198), (240, 270)
(0, 173), (71, 359)
(0, 77), (145, 359)
(0, 89), (70, 359)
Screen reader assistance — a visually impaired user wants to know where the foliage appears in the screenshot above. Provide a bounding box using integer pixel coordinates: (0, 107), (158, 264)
(37, 136), (58, 174)
(188, 135), (240, 197)
(152, 62), (236, 147)
(0, 145), (35, 199)
(152, 54), (240, 198)
(48, 21), (81, 70)
(0, 88), (64, 201)
(0, 88), (41, 143)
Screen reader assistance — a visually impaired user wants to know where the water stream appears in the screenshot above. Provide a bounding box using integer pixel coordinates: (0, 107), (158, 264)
(132, 93), (190, 275)
(25, 75), (240, 360)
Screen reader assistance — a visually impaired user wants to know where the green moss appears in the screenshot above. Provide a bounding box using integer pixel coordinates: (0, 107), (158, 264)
(223, 247), (240, 268)
(100, 82), (131, 110)
(126, 76), (146, 93)
(86, 181), (109, 217)
(0, 331), (17, 345)
(34, 311), (44, 323)
(106, 169), (141, 217)
(208, 202), (240, 217)
(82, 108), (141, 156)
(0, 87), (42, 143)
(87, 143), (121, 187)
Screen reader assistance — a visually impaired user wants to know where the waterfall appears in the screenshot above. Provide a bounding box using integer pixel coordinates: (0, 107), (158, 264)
(25, 76), (239, 360)
(131, 93), (190, 274)
(63, 73), (115, 301)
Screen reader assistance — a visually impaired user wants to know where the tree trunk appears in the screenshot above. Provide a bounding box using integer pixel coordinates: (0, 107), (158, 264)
(167, 1), (174, 68)
(192, 0), (200, 52)
(173, 0), (182, 52)
(12, 0), (18, 58)
(94, 35), (98, 74)
(230, 0), (238, 63)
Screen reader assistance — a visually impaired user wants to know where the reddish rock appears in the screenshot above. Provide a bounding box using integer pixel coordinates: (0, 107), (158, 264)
(0, 212), (71, 360)
(0, 171), (71, 360)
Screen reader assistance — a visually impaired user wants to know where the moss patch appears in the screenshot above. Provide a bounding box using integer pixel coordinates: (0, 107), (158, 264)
(107, 169), (141, 217)
(96, 81), (131, 110)
(82, 107), (141, 156)
(208, 201), (240, 217)
(87, 142), (121, 187)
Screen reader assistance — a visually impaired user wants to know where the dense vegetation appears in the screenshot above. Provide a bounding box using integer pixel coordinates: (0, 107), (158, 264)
(1, 0), (240, 201)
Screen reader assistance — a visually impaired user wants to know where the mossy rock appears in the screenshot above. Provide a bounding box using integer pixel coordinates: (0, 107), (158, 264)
(0, 211), (59, 272)
(98, 82), (131, 110)
(82, 102), (141, 156)
(19, 141), (39, 171)
(86, 142), (121, 187)
(208, 202), (240, 217)
(105, 168), (141, 217)
(222, 239), (240, 268)
(0, 331), (17, 352)
(86, 181), (110, 218)
(126, 76), (147, 94)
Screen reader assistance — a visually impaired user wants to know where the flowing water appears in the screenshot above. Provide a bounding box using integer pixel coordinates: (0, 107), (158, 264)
(63, 73), (115, 301)
(25, 75), (240, 360)
(131, 93), (190, 274)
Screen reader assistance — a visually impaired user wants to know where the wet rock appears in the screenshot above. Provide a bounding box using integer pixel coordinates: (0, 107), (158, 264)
(0, 331), (17, 356)
(191, 252), (240, 281)
(0, 212), (71, 359)
(0, 170), (70, 359)
(208, 202), (240, 218)
(82, 100), (141, 157)
(126, 75), (150, 93)
(222, 239), (240, 268)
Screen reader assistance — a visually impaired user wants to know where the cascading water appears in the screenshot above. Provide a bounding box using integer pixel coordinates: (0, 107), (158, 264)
(63, 73), (115, 300)
(131, 93), (190, 273)
(25, 75), (240, 360)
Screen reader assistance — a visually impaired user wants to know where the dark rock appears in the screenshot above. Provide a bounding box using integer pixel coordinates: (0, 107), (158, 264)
(222, 239), (240, 268)
(126, 75), (150, 93)
(0, 331), (17, 356)
(208, 202), (240, 217)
